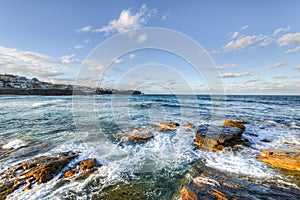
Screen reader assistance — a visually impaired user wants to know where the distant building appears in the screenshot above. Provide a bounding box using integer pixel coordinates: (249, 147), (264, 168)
(0, 81), (3, 88)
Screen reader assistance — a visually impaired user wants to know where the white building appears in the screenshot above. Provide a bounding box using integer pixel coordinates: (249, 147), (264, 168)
(0, 81), (3, 88)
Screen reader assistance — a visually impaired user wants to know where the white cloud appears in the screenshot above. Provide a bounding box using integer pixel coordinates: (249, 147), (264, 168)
(137, 33), (148, 43)
(161, 12), (170, 20)
(285, 46), (300, 53)
(76, 25), (93, 33)
(129, 53), (136, 60)
(273, 26), (290, 36)
(0, 46), (68, 78)
(83, 59), (121, 72)
(0, 46), (57, 64)
(277, 32), (300, 47)
(204, 64), (237, 71)
(294, 66), (300, 71)
(265, 62), (287, 69)
(224, 35), (256, 50)
(74, 44), (84, 49)
(83, 59), (105, 71)
(220, 72), (252, 78)
(217, 64), (237, 70)
(245, 78), (260, 83)
(73, 39), (90, 50)
(231, 32), (239, 39)
(241, 25), (249, 31)
(273, 75), (286, 79)
(95, 4), (156, 34)
(113, 58), (123, 64)
(221, 27), (294, 52)
(60, 54), (75, 64)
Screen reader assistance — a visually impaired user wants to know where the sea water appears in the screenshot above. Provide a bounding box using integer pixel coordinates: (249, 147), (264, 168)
(0, 95), (299, 199)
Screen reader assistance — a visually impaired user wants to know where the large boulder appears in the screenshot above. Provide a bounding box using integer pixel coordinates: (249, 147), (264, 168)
(119, 127), (154, 142)
(0, 151), (78, 200)
(194, 124), (246, 151)
(257, 150), (300, 172)
(172, 164), (300, 200)
(64, 158), (102, 179)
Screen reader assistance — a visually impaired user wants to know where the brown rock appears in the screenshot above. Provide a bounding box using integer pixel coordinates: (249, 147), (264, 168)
(64, 170), (75, 178)
(194, 124), (245, 151)
(184, 122), (195, 129)
(211, 189), (228, 200)
(180, 187), (198, 200)
(120, 127), (154, 142)
(257, 150), (300, 171)
(172, 164), (300, 200)
(222, 120), (246, 130)
(0, 151), (78, 199)
(80, 158), (96, 171)
(156, 122), (180, 131)
(64, 158), (101, 179)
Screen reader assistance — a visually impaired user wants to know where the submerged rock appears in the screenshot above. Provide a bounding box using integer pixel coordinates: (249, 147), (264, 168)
(0, 151), (78, 199)
(119, 127), (154, 142)
(172, 164), (300, 200)
(194, 124), (246, 151)
(0, 137), (51, 161)
(184, 122), (195, 130)
(257, 150), (300, 172)
(156, 122), (180, 131)
(222, 119), (248, 130)
(64, 158), (102, 179)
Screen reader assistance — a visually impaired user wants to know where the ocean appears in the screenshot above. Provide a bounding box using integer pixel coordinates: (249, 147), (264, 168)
(0, 95), (299, 199)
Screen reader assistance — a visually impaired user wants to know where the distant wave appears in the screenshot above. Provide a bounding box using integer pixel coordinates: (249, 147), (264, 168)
(32, 99), (66, 108)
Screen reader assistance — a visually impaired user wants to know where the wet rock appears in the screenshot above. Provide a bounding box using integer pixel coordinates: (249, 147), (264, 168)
(0, 151), (78, 199)
(119, 127), (154, 142)
(194, 124), (246, 151)
(288, 146), (300, 151)
(222, 120), (247, 130)
(0, 137), (51, 161)
(64, 158), (101, 179)
(257, 150), (300, 171)
(261, 139), (272, 143)
(156, 122), (180, 131)
(172, 164), (300, 200)
(184, 122), (195, 130)
(180, 187), (198, 200)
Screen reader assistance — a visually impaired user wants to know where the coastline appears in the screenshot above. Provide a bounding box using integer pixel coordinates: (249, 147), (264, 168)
(0, 88), (143, 96)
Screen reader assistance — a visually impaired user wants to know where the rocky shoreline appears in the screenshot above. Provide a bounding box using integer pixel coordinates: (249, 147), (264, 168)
(0, 88), (142, 96)
(0, 120), (299, 199)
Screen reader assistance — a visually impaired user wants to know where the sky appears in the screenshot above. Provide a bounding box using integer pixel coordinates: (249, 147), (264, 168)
(0, 0), (300, 94)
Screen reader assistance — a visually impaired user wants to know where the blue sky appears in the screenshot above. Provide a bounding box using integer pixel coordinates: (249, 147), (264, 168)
(0, 0), (300, 94)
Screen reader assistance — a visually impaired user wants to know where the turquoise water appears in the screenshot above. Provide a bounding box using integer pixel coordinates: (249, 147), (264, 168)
(0, 95), (300, 199)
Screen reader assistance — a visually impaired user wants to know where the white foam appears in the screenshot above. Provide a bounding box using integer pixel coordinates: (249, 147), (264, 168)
(2, 138), (29, 150)
(201, 150), (274, 178)
(32, 99), (66, 108)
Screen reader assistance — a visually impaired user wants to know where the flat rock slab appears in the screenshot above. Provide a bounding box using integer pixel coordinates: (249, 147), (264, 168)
(257, 150), (300, 172)
(0, 151), (78, 200)
(195, 124), (245, 151)
(172, 164), (300, 200)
